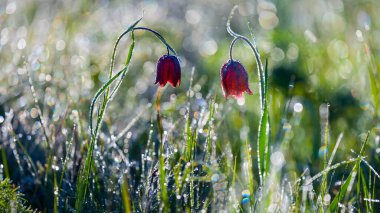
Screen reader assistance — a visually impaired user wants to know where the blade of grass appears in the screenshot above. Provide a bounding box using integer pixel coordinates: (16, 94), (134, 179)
(258, 60), (269, 183)
(320, 104), (330, 210)
(59, 124), (76, 189)
(329, 131), (370, 211)
(75, 20), (138, 212)
(246, 17), (270, 184)
(121, 176), (131, 213)
(263, 59), (271, 179)
(185, 67), (195, 161)
(7, 122), (38, 175)
(204, 98), (215, 162)
(109, 31), (135, 100)
(367, 61), (379, 111)
(371, 176), (376, 211)
(75, 65), (129, 212)
(27, 66), (50, 149)
(359, 167), (370, 212)
(245, 140), (255, 208)
(102, 17), (142, 111)
(53, 169), (58, 213)
(257, 106), (268, 185)
(231, 155), (237, 190)
(329, 165), (356, 211)
(364, 43), (379, 112)
(155, 86), (168, 210)
(156, 88), (164, 142)
(159, 147), (168, 210)
(1, 148), (10, 179)
(327, 133), (344, 168)
(361, 158), (380, 180)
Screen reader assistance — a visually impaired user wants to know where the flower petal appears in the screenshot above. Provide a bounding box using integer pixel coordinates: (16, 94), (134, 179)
(220, 60), (252, 99)
(155, 55), (181, 88)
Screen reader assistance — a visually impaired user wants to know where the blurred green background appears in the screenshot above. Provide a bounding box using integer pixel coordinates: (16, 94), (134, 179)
(1, 0), (380, 211)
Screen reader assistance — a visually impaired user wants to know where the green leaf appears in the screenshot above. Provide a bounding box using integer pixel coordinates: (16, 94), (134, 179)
(258, 102), (269, 183)
(329, 131), (370, 212)
(75, 18), (138, 213)
(329, 166), (355, 212)
(121, 177), (131, 213)
(368, 65), (379, 112)
(367, 54), (379, 112)
(258, 58), (270, 183)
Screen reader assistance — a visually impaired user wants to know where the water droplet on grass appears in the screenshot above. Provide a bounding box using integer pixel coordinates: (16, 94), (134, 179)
(294, 102), (303, 113)
(6, 2), (17, 15)
(323, 194), (331, 205)
(211, 174), (219, 182)
(242, 197), (250, 204)
(242, 189), (250, 198)
(271, 151), (285, 167)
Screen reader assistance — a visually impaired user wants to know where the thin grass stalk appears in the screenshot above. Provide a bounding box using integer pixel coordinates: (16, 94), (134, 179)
(0, 148), (10, 179)
(53, 169), (58, 213)
(329, 131), (370, 212)
(320, 104), (330, 211)
(245, 140), (254, 208)
(121, 175), (131, 213)
(185, 67), (195, 161)
(27, 65), (50, 149)
(59, 124), (76, 189)
(75, 65), (130, 212)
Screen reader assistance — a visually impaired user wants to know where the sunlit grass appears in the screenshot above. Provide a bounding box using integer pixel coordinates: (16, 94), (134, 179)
(1, 0), (380, 212)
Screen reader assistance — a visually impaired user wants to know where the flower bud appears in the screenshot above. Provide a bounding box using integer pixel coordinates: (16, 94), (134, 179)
(221, 60), (252, 99)
(155, 54), (181, 87)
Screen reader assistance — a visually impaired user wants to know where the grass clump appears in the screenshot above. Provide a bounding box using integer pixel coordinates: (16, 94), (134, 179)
(0, 179), (35, 213)
(0, 1), (379, 212)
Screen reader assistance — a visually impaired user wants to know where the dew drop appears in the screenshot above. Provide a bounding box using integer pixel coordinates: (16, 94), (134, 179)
(211, 174), (219, 182)
(242, 197), (250, 204)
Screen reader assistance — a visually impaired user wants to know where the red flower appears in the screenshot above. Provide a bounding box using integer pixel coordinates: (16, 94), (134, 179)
(221, 60), (253, 99)
(155, 54), (181, 87)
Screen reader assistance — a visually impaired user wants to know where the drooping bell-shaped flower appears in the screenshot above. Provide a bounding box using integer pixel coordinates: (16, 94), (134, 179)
(221, 59), (253, 99)
(155, 54), (181, 87)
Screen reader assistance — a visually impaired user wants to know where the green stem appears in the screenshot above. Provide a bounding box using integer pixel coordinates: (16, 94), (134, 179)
(227, 5), (270, 185)
(133, 27), (177, 55)
(79, 16), (178, 213)
(227, 6), (265, 110)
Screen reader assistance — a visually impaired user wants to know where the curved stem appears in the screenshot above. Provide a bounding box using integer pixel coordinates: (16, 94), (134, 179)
(81, 17), (179, 212)
(156, 87), (163, 143)
(109, 32), (135, 101)
(91, 17), (142, 136)
(229, 36), (255, 61)
(229, 37), (238, 60)
(90, 19), (178, 135)
(229, 35), (266, 109)
(227, 5), (265, 110)
(227, 5), (271, 186)
(107, 18), (142, 88)
(133, 27), (177, 55)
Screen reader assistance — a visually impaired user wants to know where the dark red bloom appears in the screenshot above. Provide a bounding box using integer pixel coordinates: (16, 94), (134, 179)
(155, 54), (181, 87)
(221, 60), (253, 99)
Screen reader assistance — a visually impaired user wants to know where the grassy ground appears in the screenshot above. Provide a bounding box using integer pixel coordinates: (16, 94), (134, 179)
(1, 0), (380, 212)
